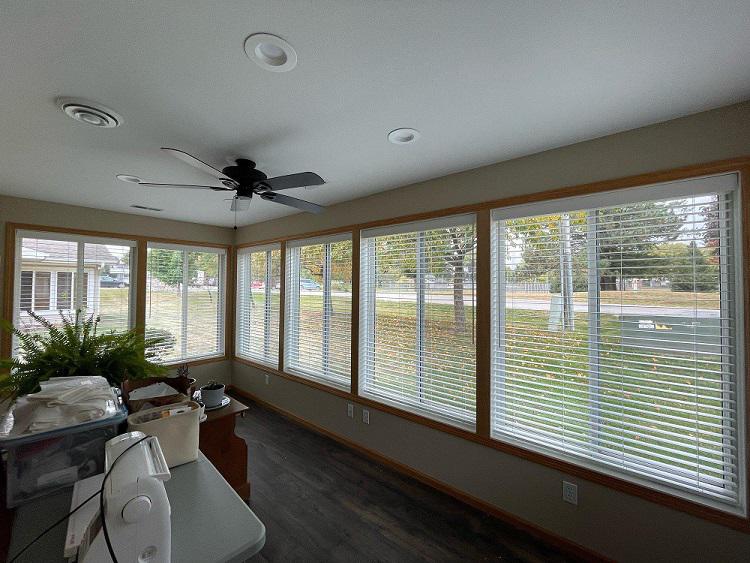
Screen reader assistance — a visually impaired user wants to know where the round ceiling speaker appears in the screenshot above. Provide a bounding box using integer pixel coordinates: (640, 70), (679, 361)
(57, 98), (122, 128)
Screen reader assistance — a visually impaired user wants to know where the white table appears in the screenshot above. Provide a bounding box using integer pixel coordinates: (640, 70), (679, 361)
(9, 453), (266, 562)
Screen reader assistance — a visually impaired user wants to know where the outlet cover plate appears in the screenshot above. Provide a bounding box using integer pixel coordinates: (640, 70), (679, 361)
(562, 481), (578, 505)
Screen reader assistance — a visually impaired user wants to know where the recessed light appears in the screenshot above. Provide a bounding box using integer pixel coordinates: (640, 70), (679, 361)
(244, 33), (297, 72)
(388, 128), (421, 145)
(131, 205), (163, 212)
(116, 174), (142, 184)
(57, 98), (122, 128)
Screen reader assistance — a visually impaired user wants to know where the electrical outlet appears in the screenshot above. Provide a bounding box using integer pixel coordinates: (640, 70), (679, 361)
(347, 404), (354, 418)
(562, 481), (578, 505)
(362, 409), (370, 424)
(264, 374), (269, 385)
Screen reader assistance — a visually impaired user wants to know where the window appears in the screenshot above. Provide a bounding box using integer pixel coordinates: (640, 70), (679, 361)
(56, 272), (73, 310)
(146, 244), (226, 364)
(491, 173), (743, 513)
(285, 234), (352, 388)
(236, 244), (281, 367)
(33, 272), (51, 310)
(360, 215), (477, 428)
(13, 232), (135, 350)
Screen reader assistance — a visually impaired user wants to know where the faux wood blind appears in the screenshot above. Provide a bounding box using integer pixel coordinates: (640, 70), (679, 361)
(285, 234), (352, 388)
(236, 244), (281, 367)
(490, 173), (742, 512)
(146, 243), (226, 363)
(360, 215), (477, 428)
(14, 231), (135, 354)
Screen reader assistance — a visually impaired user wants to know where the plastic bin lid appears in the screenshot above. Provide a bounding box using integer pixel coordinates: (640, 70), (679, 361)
(0, 400), (127, 448)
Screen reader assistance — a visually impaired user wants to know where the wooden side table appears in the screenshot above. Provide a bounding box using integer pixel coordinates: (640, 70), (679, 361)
(199, 396), (251, 500)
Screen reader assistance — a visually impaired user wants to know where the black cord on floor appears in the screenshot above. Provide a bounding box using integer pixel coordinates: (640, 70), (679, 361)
(8, 490), (100, 563)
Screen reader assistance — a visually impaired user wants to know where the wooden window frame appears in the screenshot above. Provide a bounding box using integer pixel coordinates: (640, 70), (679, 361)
(234, 156), (750, 532)
(2, 224), (232, 368)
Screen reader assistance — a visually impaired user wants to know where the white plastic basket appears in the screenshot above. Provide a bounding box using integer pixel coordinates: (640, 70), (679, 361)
(127, 400), (204, 468)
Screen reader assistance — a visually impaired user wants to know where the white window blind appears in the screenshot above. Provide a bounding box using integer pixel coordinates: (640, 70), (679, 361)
(236, 244), (281, 367)
(491, 173), (744, 513)
(360, 215), (477, 428)
(146, 244), (226, 363)
(285, 234), (352, 388)
(13, 232), (135, 353)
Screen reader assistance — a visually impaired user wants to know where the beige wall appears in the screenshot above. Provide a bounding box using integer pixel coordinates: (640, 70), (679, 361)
(0, 194), (234, 383)
(232, 100), (750, 562)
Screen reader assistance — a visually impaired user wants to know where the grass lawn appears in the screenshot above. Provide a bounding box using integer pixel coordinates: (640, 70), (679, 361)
(100, 287), (728, 477)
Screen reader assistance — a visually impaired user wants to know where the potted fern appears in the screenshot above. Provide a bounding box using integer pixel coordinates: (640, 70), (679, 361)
(0, 310), (168, 405)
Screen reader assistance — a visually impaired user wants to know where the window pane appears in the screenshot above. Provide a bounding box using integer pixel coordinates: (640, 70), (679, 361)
(146, 247), (184, 363)
(236, 247), (280, 366)
(19, 271), (32, 310)
(34, 272), (51, 310)
(86, 243), (131, 332)
(56, 272), (73, 310)
(491, 179), (740, 510)
(360, 218), (476, 427)
(285, 238), (352, 387)
(14, 234), (134, 354)
(187, 251), (222, 358)
(146, 245), (225, 363)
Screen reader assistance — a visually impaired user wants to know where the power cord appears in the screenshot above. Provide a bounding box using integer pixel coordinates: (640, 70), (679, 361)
(8, 490), (100, 563)
(8, 434), (151, 563)
(100, 435), (151, 563)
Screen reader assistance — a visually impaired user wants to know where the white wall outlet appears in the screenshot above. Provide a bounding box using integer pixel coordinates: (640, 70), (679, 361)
(264, 374), (269, 385)
(362, 409), (370, 424)
(347, 404), (354, 418)
(562, 481), (578, 505)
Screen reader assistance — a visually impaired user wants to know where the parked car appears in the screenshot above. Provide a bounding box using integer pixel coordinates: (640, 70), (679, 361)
(300, 278), (321, 291)
(251, 280), (265, 289)
(100, 275), (127, 288)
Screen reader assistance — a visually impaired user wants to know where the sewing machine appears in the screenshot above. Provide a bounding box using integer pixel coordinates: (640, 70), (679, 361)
(64, 432), (171, 563)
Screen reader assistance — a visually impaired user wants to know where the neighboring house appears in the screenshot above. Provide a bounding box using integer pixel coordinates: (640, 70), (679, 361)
(19, 240), (120, 318)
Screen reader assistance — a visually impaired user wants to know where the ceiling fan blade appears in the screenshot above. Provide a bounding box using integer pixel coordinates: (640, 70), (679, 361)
(260, 172), (325, 191)
(161, 147), (238, 185)
(138, 182), (232, 191)
(260, 191), (324, 214)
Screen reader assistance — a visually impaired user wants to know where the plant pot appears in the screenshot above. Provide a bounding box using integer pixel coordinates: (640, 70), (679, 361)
(200, 383), (225, 409)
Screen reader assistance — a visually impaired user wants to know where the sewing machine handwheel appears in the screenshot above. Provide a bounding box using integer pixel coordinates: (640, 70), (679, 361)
(122, 495), (152, 523)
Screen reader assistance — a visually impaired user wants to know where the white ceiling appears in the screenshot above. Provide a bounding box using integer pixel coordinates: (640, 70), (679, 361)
(1, 1), (749, 227)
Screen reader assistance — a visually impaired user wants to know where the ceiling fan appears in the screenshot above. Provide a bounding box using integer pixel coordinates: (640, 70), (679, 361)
(137, 147), (326, 215)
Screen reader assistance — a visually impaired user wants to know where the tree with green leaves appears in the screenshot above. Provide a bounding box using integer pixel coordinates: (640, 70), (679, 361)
(147, 248), (183, 286)
(508, 201), (685, 291)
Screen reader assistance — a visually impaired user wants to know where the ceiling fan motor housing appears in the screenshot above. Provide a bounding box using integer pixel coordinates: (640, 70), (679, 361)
(222, 159), (268, 185)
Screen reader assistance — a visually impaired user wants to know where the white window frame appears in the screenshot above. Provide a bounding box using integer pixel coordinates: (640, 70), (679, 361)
(146, 242), (227, 364)
(285, 233), (352, 389)
(13, 230), (138, 355)
(359, 214), (477, 429)
(490, 172), (746, 515)
(236, 243), (281, 367)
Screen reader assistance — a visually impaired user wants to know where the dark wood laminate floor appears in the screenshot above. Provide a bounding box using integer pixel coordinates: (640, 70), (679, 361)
(234, 401), (575, 563)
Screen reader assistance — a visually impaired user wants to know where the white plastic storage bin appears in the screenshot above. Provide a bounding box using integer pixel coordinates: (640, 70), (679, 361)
(0, 403), (127, 507)
(127, 400), (203, 468)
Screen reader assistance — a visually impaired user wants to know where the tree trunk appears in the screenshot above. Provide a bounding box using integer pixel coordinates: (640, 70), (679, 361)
(453, 261), (466, 333)
(600, 275), (617, 291)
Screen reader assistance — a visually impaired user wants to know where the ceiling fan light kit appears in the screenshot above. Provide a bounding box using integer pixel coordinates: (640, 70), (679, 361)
(244, 33), (297, 72)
